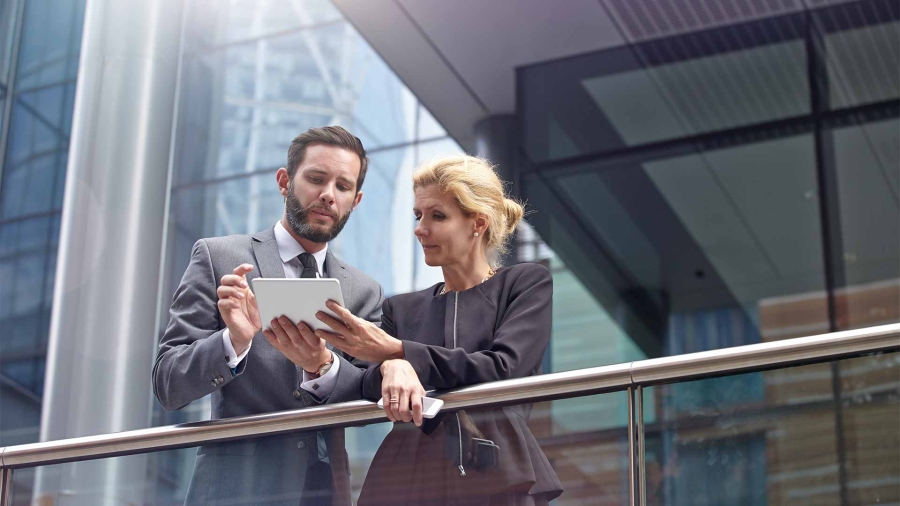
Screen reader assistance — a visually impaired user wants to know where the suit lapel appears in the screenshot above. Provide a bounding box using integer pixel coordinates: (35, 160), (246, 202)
(324, 249), (352, 307)
(251, 228), (284, 279)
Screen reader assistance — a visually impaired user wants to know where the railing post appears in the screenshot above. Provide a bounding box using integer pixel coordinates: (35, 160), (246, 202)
(628, 386), (637, 506)
(637, 385), (646, 506)
(0, 467), (13, 506)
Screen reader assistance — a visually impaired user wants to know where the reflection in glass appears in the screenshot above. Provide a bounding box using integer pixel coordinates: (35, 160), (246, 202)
(175, 20), (423, 186)
(581, 41), (808, 147)
(185, 0), (342, 50)
(0, 0), (82, 453)
(551, 133), (828, 359)
(359, 405), (562, 505)
(643, 352), (900, 506)
(832, 119), (900, 329)
(13, 0), (82, 91)
(826, 20), (900, 110)
(7, 394), (625, 505)
(158, 2), (461, 499)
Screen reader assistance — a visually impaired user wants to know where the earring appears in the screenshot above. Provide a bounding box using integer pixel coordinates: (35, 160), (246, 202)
(474, 232), (479, 237)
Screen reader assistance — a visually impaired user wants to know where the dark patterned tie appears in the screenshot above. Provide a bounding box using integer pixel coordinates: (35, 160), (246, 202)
(298, 252), (318, 278)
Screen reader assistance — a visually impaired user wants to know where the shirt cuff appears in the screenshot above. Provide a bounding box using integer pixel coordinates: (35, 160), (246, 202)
(223, 329), (251, 369)
(301, 352), (340, 398)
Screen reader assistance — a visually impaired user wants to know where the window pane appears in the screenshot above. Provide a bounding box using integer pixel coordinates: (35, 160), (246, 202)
(175, 22), (419, 186)
(825, 20), (899, 110)
(520, 15), (810, 163)
(14, 0), (83, 91)
(185, 0), (342, 51)
(832, 118), (900, 329)
(644, 351), (899, 505)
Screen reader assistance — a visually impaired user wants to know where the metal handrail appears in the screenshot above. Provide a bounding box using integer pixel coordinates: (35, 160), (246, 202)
(1, 323), (897, 469)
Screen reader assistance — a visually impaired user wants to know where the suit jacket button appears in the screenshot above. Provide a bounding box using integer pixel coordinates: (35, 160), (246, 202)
(210, 380), (217, 386)
(216, 375), (224, 382)
(293, 389), (302, 399)
(297, 441), (305, 449)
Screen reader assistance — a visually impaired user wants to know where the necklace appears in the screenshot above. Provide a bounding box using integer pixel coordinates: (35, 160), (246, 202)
(440, 268), (496, 296)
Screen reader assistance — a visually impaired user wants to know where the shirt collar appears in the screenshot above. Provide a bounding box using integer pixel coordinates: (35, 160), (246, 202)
(274, 220), (328, 275)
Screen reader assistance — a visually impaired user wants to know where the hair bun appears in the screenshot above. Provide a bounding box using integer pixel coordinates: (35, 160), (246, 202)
(503, 198), (524, 234)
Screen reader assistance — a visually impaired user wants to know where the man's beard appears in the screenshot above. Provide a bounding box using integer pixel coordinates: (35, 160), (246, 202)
(284, 181), (353, 243)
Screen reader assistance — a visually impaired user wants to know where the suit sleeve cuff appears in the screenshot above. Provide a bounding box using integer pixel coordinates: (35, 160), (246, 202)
(401, 340), (431, 381)
(300, 352), (340, 397)
(222, 328), (252, 369)
(361, 363), (384, 401)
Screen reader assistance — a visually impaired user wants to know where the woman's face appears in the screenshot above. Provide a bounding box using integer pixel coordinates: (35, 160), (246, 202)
(413, 185), (481, 267)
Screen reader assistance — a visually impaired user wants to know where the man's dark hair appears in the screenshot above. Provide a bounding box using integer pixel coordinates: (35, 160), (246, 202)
(286, 126), (369, 192)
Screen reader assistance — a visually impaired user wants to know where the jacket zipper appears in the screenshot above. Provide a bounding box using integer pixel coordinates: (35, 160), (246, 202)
(453, 291), (466, 477)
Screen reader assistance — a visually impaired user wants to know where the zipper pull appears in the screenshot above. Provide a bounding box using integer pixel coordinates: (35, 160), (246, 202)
(458, 464), (467, 476)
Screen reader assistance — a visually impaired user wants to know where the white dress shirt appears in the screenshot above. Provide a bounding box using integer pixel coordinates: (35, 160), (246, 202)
(222, 220), (339, 397)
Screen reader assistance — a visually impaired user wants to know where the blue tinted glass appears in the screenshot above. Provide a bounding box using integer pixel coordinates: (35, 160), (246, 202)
(13, 214), (52, 252)
(0, 160), (28, 218)
(19, 85), (65, 131)
(18, 153), (57, 216)
(0, 219), (16, 255)
(1, 281), (38, 352)
(5, 101), (34, 164)
(16, 0), (83, 89)
(1, 359), (41, 393)
(61, 83), (76, 136)
(43, 248), (56, 307)
(51, 153), (66, 208)
(1, 100), (68, 218)
(0, 0), (17, 79)
(0, 251), (14, 316)
(0, 0), (85, 453)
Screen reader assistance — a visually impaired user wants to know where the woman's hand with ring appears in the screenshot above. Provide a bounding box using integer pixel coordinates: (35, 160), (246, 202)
(314, 300), (404, 363)
(381, 359), (426, 427)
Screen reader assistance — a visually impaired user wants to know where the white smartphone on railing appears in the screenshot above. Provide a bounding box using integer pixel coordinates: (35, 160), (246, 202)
(377, 396), (444, 419)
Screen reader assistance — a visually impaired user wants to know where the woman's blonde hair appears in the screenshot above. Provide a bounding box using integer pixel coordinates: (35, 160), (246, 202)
(412, 154), (524, 267)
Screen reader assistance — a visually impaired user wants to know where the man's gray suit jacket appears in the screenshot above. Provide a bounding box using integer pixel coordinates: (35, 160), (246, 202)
(153, 226), (384, 505)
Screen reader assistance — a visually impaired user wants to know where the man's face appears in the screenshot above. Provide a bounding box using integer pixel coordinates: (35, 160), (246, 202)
(280, 143), (363, 244)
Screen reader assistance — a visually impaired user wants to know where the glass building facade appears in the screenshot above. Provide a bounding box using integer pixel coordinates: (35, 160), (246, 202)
(516, 1), (899, 503)
(0, 0), (897, 504)
(0, 0), (85, 448)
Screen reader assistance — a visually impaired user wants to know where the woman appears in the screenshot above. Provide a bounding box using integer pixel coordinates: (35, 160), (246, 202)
(313, 154), (563, 505)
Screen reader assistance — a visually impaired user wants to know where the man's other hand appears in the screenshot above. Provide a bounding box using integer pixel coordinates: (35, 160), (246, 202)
(217, 264), (261, 355)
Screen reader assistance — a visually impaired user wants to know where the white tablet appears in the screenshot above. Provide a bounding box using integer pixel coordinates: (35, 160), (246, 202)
(251, 278), (345, 333)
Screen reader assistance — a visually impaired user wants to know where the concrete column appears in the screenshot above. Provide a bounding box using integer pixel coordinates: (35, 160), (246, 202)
(474, 114), (520, 266)
(474, 114), (518, 189)
(35, 0), (185, 502)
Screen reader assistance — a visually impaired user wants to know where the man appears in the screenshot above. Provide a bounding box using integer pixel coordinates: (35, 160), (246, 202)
(153, 126), (383, 505)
